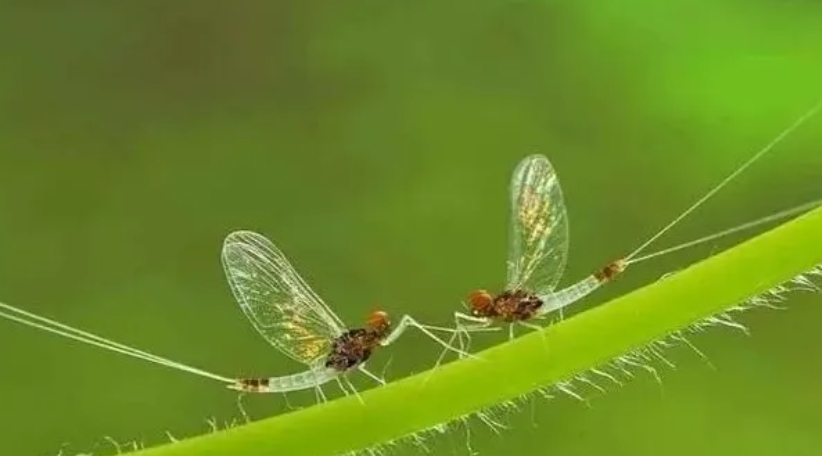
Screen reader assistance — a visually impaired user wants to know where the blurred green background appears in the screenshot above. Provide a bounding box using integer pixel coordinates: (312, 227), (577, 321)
(1, 1), (821, 455)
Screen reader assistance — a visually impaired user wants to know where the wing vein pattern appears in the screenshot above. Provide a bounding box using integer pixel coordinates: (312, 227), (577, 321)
(222, 231), (345, 365)
(506, 154), (570, 294)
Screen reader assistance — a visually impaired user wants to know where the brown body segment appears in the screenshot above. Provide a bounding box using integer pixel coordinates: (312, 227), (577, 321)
(324, 328), (380, 371)
(324, 310), (391, 371)
(235, 377), (270, 393)
(468, 289), (544, 323)
(594, 259), (627, 283)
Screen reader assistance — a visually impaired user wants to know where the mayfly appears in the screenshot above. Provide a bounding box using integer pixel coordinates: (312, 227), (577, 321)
(443, 102), (822, 354)
(222, 230), (476, 397)
(0, 233), (478, 399)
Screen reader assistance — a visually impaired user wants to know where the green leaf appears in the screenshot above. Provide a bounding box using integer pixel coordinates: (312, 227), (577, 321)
(132, 204), (822, 456)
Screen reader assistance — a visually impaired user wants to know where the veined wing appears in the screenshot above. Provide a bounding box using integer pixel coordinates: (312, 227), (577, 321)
(221, 231), (346, 365)
(506, 154), (570, 294)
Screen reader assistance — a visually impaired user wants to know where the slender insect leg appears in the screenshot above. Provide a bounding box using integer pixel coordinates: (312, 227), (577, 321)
(334, 376), (351, 396)
(402, 319), (498, 351)
(454, 312), (484, 347)
(435, 322), (492, 353)
(437, 321), (469, 361)
(427, 330), (461, 380)
(413, 322), (478, 334)
(426, 313), (494, 383)
(518, 320), (545, 334)
(454, 312), (495, 356)
(381, 315), (478, 360)
(455, 312), (494, 339)
(429, 332), (458, 375)
(313, 384), (328, 404)
(281, 391), (295, 411)
(518, 320), (549, 351)
(379, 355), (394, 381)
(455, 312), (494, 326)
(358, 364), (387, 386)
(449, 312), (494, 362)
(343, 375), (364, 405)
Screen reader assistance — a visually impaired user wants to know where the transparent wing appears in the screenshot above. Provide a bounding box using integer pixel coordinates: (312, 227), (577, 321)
(506, 154), (570, 293)
(221, 231), (346, 365)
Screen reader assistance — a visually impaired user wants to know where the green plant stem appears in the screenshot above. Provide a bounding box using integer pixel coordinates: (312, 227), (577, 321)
(133, 205), (822, 456)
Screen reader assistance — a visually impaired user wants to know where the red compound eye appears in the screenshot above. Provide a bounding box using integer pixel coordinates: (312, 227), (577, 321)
(467, 290), (493, 315)
(366, 310), (389, 329)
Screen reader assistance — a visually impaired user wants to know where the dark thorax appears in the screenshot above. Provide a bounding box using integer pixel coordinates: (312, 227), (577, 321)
(489, 289), (544, 322)
(324, 322), (390, 372)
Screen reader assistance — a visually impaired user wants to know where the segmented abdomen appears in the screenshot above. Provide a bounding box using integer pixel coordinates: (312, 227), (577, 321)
(538, 275), (600, 315)
(237, 367), (339, 393)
